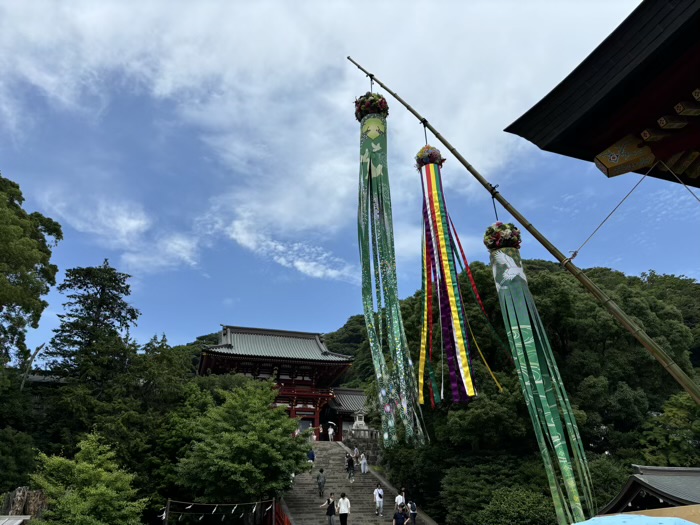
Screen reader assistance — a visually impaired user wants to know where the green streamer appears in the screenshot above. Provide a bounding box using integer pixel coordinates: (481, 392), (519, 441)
(490, 247), (594, 524)
(357, 113), (425, 446)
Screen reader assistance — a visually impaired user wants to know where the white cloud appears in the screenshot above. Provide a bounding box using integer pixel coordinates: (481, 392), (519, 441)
(39, 188), (151, 248)
(121, 233), (200, 273)
(223, 216), (358, 283)
(0, 0), (641, 280)
(39, 187), (201, 274)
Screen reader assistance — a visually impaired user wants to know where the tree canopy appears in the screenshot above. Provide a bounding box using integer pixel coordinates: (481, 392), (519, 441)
(177, 380), (311, 502)
(0, 174), (62, 362)
(31, 432), (146, 525)
(46, 259), (140, 381)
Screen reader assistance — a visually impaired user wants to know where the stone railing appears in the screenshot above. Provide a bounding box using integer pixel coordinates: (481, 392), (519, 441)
(342, 430), (382, 466)
(347, 428), (380, 440)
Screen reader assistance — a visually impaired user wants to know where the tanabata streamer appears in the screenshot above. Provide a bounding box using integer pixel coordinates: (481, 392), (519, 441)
(486, 222), (594, 525)
(356, 92), (425, 446)
(417, 146), (501, 405)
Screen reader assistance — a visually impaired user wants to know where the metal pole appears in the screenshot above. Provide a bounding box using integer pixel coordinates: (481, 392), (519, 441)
(346, 56), (700, 405)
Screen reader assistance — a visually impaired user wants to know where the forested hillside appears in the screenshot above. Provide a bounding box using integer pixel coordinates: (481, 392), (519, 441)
(323, 260), (700, 525)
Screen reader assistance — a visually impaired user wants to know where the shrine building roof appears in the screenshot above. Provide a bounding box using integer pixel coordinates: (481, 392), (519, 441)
(601, 465), (700, 513)
(329, 387), (368, 414)
(506, 0), (700, 188)
(205, 325), (353, 363)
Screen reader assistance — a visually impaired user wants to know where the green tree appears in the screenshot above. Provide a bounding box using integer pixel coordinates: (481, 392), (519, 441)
(641, 271), (700, 366)
(642, 392), (700, 466)
(476, 487), (555, 525)
(587, 455), (629, 510)
(41, 261), (140, 452)
(46, 259), (140, 381)
(0, 427), (36, 492)
(177, 378), (311, 501)
(439, 457), (550, 525)
(0, 174), (62, 362)
(95, 336), (205, 507)
(31, 432), (146, 525)
(444, 380), (529, 451)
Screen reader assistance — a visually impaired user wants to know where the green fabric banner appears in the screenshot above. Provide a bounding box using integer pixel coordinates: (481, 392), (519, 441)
(358, 113), (425, 446)
(490, 247), (594, 524)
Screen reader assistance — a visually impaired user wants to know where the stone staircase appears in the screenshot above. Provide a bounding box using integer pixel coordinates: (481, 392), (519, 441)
(283, 441), (428, 525)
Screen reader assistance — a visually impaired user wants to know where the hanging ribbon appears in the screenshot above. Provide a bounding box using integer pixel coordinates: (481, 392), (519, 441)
(356, 92), (425, 445)
(417, 147), (479, 403)
(486, 223), (594, 525)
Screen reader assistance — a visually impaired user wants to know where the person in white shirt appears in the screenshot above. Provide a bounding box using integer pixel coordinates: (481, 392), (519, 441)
(395, 487), (406, 510)
(360, 452), (368, 474)
(328, 425), (335, 441)
(337, 492), (351, 525)
(372, 483), (384, 516)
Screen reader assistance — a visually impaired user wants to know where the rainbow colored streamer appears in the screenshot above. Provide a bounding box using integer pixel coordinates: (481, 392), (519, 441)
(418, 160), (476, 403)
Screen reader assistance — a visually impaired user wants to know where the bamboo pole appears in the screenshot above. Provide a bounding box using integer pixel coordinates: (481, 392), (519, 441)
(347, 56), (700, 406)
(20, 343), (44, 392)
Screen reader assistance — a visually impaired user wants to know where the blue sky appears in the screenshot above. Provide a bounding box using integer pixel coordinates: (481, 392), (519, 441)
(2, 1), (698, 351)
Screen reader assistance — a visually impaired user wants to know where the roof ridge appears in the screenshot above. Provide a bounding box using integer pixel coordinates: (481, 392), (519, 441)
(633, 464), (700, 476)
(332, 387), (366, 394)
(320, 348), (354, 360)
(221, 325), (321, 339)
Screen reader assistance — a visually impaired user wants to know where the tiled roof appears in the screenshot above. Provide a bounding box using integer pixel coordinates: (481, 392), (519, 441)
(632, 465), (700, 504)
(600, 465), (700, 513)
(330, 388), (368, 414)
(206, 326), (353, 363)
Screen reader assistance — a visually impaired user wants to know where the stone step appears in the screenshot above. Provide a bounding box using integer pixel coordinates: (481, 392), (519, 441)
(283, 442), (427, 525)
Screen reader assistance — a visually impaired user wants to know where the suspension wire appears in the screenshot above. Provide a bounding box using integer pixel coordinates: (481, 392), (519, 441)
(660, 160), (700, 204)
(490, 184), (500, 221)
(568, 162), (656, 262)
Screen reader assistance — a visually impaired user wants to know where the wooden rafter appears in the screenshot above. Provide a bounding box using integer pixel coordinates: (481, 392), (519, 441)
(657, 115), (688, 129)
(674, 100), (700, 116)
(686, 159), (700, 179)
(674, 151), (700, 174)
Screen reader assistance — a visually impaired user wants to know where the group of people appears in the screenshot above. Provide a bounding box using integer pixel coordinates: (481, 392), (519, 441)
(343, 446), (368, 482)
(388, 486), (418, 525)
(317, 461), (418, 525)
(320, 492), (351, 525)
(322, 486), (416, 525)
(294, 424), (337, 441)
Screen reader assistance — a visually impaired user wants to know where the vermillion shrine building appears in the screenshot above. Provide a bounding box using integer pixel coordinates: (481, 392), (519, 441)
(197, 325), (369, 440)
